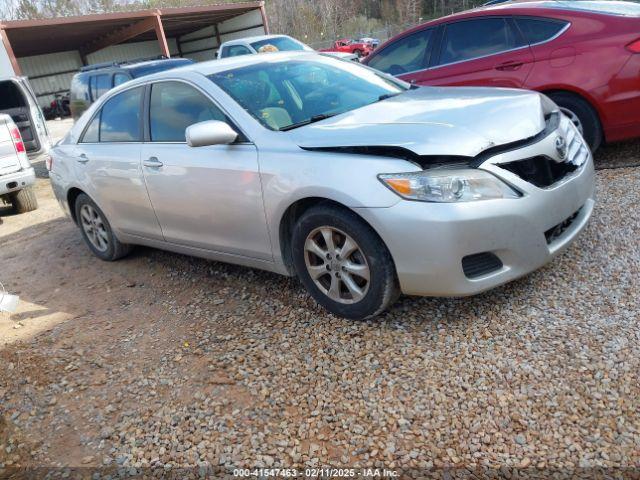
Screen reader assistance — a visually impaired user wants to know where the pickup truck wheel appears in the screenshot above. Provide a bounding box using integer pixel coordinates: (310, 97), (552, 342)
(291, 204), (400, 320)
(74, 193), (132, 261)
(10, 186), (38, 214)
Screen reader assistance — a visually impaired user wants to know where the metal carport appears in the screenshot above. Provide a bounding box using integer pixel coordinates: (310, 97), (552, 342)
(0, 2), (268, 106)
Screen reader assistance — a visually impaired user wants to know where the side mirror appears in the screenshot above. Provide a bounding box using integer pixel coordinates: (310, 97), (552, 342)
(186, 120), (238, 147)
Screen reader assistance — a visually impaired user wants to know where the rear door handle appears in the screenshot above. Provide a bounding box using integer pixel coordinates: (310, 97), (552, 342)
(495, 61), (524, 71)
(143, 157), (163, 168)
(77, 153), (89, 163)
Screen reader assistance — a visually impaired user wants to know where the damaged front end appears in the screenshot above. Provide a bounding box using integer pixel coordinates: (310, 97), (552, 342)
(301, 110), (563, 171)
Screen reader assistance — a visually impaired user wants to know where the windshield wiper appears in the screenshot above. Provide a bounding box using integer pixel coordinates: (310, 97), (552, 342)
(279, 113), (338, 131)
(378, 93), (401, 101)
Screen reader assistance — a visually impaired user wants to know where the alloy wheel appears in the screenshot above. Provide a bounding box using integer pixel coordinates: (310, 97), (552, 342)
(80, 204), (109, 252)
(304, 226), (370, 304)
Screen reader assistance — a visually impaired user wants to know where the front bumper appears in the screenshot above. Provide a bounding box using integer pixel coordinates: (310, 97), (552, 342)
(356, 121), (596, 297)
(0, 167), (36, 196)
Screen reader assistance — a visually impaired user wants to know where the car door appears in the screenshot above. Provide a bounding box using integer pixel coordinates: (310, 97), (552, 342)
(417, 17), (534, 88)
(140, 80), (272, 260)
(75, 86), (163, 240)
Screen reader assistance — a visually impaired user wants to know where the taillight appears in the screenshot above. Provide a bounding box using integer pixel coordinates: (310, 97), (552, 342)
(45, 154), (53, 171)
(9, 126), (25, 154)
(9, 124), (30, 169)
(626, 38), (640, 53)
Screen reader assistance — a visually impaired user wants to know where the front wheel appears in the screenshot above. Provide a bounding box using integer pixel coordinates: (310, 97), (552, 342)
(353, 49), (363, 58)
(291, 204), (399, 319)
(74, 193), (132, 261)
(548, 92), (603, 152)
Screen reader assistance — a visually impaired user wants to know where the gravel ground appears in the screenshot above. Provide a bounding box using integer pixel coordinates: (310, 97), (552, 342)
(0, 137), (638, 478)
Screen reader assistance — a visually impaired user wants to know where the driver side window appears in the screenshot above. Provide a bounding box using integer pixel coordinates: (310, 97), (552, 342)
(367, 29), (433, 75)
(149, 81), (228, 142)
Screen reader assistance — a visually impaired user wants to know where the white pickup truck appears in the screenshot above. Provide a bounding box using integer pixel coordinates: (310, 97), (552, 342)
(0, 113), (37, 213)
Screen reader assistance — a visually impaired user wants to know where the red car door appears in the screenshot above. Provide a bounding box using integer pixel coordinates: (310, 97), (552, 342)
(415, 17), (535, 88)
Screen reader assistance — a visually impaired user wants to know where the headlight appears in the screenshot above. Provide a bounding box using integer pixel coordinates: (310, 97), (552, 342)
(379, 169), (521, 203)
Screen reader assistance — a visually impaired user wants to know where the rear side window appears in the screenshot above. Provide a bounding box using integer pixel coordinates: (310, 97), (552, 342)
(70, 74), (90, 101)
(149, 81), (228, 142)
(90, 74), (111, 101)
(99, 87), (143, 142)
(81, 114), (100, 143)
(367, 29), (433, 75)
(113, 73), (130, 87)
(516, 18), (568, 44)
(222, 45), (252, 58)
(439, 18), (520, 65)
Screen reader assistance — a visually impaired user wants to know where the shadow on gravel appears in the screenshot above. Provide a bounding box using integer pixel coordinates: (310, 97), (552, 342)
(594, 139), (640, 169)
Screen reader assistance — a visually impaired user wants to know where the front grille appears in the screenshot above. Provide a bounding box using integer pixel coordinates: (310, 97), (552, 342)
(498, 127), (589, 188)
(499, 156), (577, 188)
(545, 208), (582, 244)
(462, 252), (503, 279)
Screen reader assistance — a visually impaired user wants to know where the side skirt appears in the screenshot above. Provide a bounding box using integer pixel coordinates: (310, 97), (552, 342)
(117, 232), (293, 276)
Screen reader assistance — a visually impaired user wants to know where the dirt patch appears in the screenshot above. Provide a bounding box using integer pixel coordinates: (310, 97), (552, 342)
(1, 141), (639, 473)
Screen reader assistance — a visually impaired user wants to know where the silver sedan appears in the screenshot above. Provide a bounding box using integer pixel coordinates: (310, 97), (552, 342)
(48, 52), (595, 319)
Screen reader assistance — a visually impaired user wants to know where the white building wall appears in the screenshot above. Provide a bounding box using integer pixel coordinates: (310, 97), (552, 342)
(0, 31), (16, 78)
(178, 9), (265, 61)
(218, 9), (265, 44)
(18, 51), (82, 107)
(86, 38), (179, 64)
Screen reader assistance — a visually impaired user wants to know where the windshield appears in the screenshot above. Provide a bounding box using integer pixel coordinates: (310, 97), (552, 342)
(208, 57), (407, 130)
(129, 59), (194, 78)
(250, 37), (309, 52)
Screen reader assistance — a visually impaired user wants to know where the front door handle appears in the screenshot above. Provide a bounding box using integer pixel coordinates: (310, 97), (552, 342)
(495, 61), (524, 71)
(143, 157), (163, 168)
(77, 153), (89, 163)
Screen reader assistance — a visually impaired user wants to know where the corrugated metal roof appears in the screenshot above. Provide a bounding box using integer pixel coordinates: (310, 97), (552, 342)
(1, 2), (265, 57)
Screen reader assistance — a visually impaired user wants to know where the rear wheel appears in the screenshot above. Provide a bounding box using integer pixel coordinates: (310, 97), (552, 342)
(74, 193), (132, 261)
(10, 187), (38, 214)
(291, 204), (399, 319)
(548, 92), (603, 151)
(353, 49), (363, 58)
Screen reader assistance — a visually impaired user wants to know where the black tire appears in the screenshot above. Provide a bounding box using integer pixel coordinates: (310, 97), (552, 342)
(353, 49), (363, 58)
(10, 186), (38, 214)
(291, 204), (400, 320)
(547, 92), (603, 151)
(74, 193), (132, 261)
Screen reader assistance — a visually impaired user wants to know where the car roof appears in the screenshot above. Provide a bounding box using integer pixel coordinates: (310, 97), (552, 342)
(119, 58), (191, 71)
(372, 0), (638, 50)
(76, 57), (190, 75)
(221, 34), (290, 46)
(143, 51), (323, 80)
(470, 0), (640, 15)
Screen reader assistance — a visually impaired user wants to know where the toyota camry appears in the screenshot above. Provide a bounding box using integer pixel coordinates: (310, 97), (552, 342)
(48, 52), (595, 319)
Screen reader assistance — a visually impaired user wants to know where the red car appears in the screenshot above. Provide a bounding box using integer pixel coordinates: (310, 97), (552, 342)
(321, 39), (373, 58)
(363, 0), (640, 150)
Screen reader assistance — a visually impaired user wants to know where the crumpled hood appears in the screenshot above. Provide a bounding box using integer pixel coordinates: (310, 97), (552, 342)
(290, 86), (548, 158)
